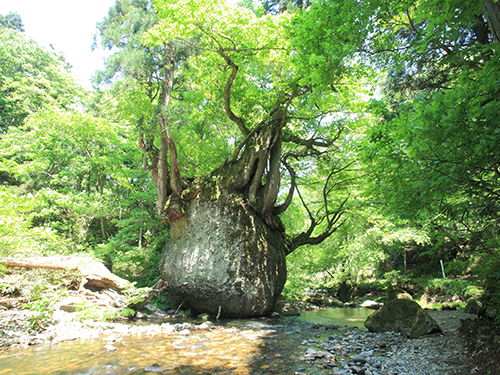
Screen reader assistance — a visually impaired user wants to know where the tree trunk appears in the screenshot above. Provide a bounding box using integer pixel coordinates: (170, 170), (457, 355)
(485, 0), (500, 42)
(0, 256), (132, 292)
(155, 135), (170, 217)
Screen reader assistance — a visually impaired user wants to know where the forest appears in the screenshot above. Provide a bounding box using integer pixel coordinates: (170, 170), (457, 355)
(1, 0), (499, 324)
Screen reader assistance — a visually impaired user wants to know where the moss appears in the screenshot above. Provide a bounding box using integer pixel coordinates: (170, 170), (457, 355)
(409, 309), (441, 338)
(365, 298), (422, 332)
(119, 308), (136, 319)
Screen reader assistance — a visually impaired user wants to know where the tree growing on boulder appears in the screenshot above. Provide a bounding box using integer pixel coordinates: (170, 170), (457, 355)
(95, 0), (363, 317)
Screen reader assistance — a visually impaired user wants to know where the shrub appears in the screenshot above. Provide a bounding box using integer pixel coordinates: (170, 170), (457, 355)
(476, 250), (500, 322)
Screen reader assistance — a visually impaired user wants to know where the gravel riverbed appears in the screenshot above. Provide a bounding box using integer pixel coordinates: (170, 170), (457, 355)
(298, 310), (474, 375)
(0, 307), (476, 375)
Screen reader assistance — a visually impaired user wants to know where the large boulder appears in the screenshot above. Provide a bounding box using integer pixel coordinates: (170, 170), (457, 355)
(364, 299), (442, 338)
(365, 299), (421, 333)
(159, 190), (287, 318)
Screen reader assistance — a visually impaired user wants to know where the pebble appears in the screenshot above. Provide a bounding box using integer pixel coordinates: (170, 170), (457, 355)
(351, 354), (366, 363)
(198, 321), (212, 329)
(360, 350), (373, 357)
(0, 309), (215, 349)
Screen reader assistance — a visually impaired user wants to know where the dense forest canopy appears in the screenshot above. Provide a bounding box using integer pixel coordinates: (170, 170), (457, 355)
(1, 0), (499, 318)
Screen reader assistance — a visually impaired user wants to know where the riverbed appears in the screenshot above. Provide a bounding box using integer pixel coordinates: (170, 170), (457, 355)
(0, 308), (473, 375)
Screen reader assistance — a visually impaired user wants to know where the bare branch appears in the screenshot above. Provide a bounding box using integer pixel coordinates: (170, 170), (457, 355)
(283, 126), (343, 150)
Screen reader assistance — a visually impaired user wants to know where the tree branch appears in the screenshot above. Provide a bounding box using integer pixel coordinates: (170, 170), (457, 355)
(273, 155), (296, 215)
(218, 51), (250, 137)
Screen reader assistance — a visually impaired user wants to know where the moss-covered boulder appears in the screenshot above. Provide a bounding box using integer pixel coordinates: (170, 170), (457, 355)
(410, 309), (442, 338)
(365, 299), (442, 338)
(464, 299), (484, 316)
(364, 299), (422, 333)
(159, 190), (287, 318)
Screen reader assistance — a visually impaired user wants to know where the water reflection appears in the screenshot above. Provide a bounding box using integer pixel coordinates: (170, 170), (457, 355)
(297, 307), (373, 328)
(0, 308), (373, 375)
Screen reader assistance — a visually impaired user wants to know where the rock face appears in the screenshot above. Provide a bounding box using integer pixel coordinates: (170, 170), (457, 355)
(159, 190), (287, 318)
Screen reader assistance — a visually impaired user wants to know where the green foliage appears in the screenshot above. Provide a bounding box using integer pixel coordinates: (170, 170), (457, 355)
(381, 270), (405, 289)
(123, 284), (152, 306)
(475, 250), (500, 321)
(119, 308), (136, 318)
(0, 187), (75, 256)
(22, 285), (67, 331)
(0, 104), (144, 258)
(423, 278), (481, 300)
(289, 0), (371, 89)
(0, 27), (81, 132)
(359, 0), (499, 250)
(74, 302), (118, 322)
(0, 12), (24, 32)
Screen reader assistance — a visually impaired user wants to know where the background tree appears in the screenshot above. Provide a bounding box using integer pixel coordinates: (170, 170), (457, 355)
(0, 19), (81, 133)
(0, 12), (24, 32)
(360, 0), (499, 257)
(353, 0), (500, 314)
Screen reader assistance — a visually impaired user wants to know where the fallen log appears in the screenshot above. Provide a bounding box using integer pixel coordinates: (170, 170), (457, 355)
(0, 256), (133, 292)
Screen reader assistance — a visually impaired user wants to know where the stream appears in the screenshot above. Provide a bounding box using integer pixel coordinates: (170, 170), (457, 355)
(0, 308), (374, 375)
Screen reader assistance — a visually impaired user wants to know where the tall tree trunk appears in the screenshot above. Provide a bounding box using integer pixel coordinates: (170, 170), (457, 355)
(156, 44), (184, 222)
(485, 0), (500, 42)
(156, 136), (169, 217)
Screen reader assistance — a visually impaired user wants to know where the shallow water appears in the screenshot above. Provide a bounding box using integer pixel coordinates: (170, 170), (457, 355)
(297, 307), (373, 328)
(0, 308), (374, 375)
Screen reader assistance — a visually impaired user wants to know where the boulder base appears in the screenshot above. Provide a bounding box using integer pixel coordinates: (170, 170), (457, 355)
(159, 191), (287, 318)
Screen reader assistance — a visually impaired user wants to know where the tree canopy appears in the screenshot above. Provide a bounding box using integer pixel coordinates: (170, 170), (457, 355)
(0, 25), (81, 133)
(1, 0), (500, 319)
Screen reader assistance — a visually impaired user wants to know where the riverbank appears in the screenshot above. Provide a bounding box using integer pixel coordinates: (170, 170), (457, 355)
(297, 309), (475, 375)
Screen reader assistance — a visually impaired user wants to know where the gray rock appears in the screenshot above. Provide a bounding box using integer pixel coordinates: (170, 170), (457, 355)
(360, 350), (374, 357)
(305, 347), (334, 360)
(364, 299), (422, 333)
(409, 309), (442, 338)
(159, 190), (287, 318)
(464, 299), (483, 315)
(198, 321), (212, 329)
(333, 369), (350, 375)
(352, 354), (367, 363)
(361, 300), (382, 309)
